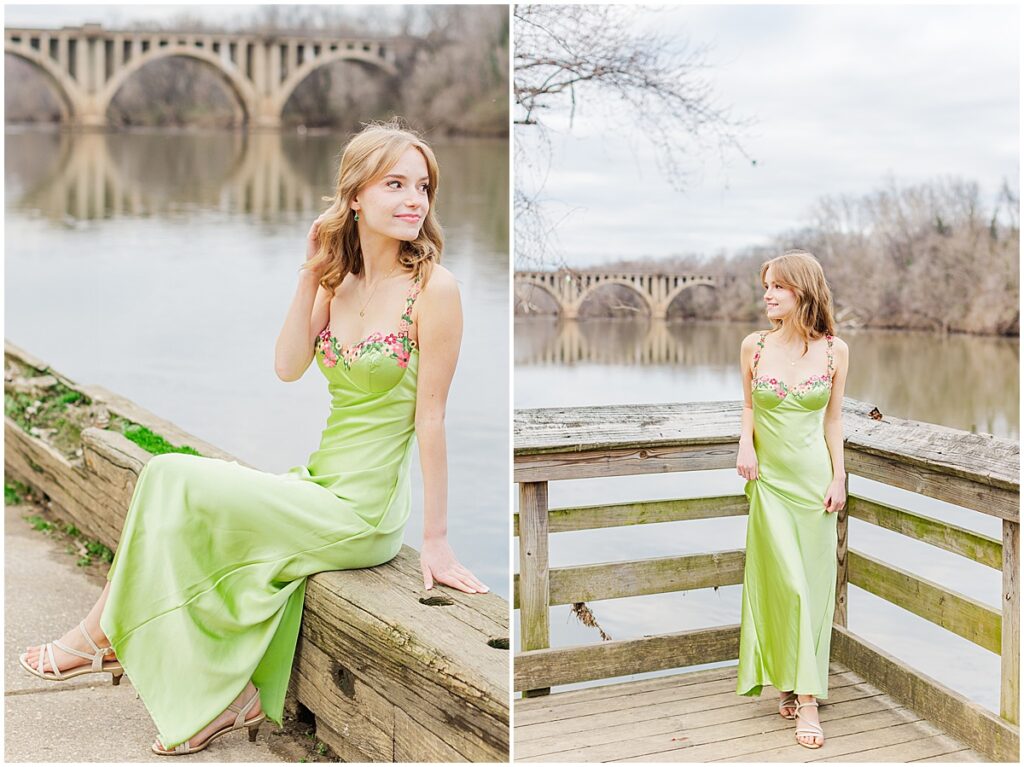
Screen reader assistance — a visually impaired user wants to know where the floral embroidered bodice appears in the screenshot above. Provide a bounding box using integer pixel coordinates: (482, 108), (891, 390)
(316, 275), (421, 371)
(751, 330), (834, 405)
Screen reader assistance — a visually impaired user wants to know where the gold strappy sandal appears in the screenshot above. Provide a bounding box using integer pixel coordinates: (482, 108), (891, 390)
(151, 687), (265, 756)
(778, 691), (798, 719)
(19, 620), (123, 685)
(794, 699), (824, 749)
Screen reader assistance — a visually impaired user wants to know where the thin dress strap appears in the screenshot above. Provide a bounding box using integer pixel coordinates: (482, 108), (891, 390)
(751, 330), (767, 378)
(825, 333), (835, 378)
(401, 274), (423, 347)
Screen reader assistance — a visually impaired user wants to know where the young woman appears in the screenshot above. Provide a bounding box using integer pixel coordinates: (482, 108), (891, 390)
(19, 119), (488, 756)
(734, 249), (849, 749)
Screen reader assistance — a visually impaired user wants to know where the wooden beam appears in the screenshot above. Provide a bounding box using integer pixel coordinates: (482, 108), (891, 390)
(831, 624), (1019, 762)
(512, 494), (747, 536)
(1002, 519), (1019, 725)
(518, 481), (551, 697)
(512, 550), (745, 608)
(514, 624), (740, 691)
(846, 448), (1018, 523)
(514, 441), (736, 483)
(848, 550), (1000, 653)
(848, 494), (1002, 568)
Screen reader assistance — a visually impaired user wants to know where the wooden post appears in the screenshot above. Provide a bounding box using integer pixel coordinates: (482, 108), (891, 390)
(835, 473), (849, 626)
(518, 480), (551, 697)
(1001, 519), (1019, 724)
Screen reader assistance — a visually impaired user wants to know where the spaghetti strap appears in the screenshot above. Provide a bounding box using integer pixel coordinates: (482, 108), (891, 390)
(825, 333), (835, 377)
(752, 330), (768, 378)
(401, 274), (422, 341)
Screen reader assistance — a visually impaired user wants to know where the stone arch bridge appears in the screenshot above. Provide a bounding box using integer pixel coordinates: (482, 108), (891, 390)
(4, 23), (400, 129)
(515, 270), (723, 319)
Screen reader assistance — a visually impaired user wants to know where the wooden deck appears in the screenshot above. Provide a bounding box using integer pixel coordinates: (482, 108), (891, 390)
(515, 661), (987, 762)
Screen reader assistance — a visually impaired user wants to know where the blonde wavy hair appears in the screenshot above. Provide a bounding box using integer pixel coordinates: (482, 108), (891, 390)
(305, 118), (442, 295)
(760, 249), (836, 353)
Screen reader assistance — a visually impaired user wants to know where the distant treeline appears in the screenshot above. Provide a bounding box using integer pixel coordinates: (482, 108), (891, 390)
(519, 177), (1019, 337)
(4, 5), (508, 137)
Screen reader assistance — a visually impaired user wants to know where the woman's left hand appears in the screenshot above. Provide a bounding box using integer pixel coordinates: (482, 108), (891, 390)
(824, 478), (847, 514)
(420, 537), (489, 593)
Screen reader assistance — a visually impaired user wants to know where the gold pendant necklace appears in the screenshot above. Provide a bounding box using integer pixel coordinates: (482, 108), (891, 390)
(359, 263), (399, 318)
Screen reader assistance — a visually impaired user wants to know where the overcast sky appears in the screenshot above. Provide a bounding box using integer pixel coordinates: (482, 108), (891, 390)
(3, 3), (410, 32)
(6, 3), (266, 28)
(518, 4), (1019, 266)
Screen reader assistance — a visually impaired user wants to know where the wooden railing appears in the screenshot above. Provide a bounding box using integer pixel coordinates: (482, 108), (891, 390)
(5, 341), (509, 763)
(513, 399), (1019, 762)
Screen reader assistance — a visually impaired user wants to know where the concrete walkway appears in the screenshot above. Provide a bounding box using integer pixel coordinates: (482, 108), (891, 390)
(5, 501), (316, 762)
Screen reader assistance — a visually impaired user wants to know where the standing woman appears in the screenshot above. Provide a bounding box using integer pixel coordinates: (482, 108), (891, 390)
(734, 249), (849, 749)
(19, 118), (488, 755)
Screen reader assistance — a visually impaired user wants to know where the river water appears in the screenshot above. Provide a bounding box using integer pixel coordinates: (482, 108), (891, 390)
(515, 315), (1018, 713)
(4, 127), (510, 599)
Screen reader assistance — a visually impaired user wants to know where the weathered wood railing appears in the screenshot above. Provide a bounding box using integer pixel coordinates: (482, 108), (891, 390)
(513, 399), (1019, 762)
(4, 341), (509, 763)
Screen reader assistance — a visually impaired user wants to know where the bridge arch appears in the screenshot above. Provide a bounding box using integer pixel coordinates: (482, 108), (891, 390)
(515, 276), (564, 314)
(574, 278), (655, 317)
(98, 46), (257, 124)
(661, 277), (717, 315)
(273, 47), (398, 117)
(3, 44), (79, 122)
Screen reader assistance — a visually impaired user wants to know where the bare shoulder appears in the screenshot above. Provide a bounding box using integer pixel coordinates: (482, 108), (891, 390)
(421, 263), (459, 296)
(829, 334), (849, 356)
(418, 264), (460, 314)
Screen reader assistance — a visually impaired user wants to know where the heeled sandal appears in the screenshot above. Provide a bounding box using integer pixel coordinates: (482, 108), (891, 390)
(19, 620), (123, 685)
(794, 699), (824, 749)
(151, 687), (265, 756)
(778, 691), (798, 719)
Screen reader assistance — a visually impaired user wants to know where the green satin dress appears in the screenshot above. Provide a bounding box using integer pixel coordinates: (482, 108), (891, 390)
(736, 330), (838, 699)
(99, 275), (422, 749)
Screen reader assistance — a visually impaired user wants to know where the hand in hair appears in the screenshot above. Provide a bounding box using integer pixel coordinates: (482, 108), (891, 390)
(302, 214), (328, 280)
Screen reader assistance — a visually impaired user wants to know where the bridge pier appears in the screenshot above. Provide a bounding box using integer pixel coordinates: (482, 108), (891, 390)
(69, 96), (107, 131)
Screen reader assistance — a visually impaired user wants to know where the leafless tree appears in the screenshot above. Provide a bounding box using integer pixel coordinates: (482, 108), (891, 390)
(514, 4), (751, 267)
(568, 176), (1019, 336)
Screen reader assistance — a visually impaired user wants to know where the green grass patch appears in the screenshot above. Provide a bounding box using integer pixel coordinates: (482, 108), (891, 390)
(19, 506), (113, 569)
(5, 479), (31, 506)
(84, 539), (114, 564)
(26, 514), (53, 532)
(4, 377), (92, 456)
(108, 415), (202, 457)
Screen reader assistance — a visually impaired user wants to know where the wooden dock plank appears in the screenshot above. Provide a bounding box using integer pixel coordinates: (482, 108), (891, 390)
(821, 731), (977, 762)
(910, 749), (985, 762)
(516, 669), (866, 735)
(513, 662), (988, 763)
(519, 694), (900, 762)
(516, 671), (868, 745)
(626, 704), (933, 761)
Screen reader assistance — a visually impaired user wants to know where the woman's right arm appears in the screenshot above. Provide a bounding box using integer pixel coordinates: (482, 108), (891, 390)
(736, 332), (759, 481)
(274, 217), (331, 382)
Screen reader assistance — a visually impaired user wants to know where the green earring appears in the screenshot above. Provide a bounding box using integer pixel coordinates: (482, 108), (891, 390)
(354, 211), (359, 222)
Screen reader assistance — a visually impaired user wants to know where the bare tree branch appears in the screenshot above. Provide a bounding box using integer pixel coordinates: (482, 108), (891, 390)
(514, 4), (752, 266)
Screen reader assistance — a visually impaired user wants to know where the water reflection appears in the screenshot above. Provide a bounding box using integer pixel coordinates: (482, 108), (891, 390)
(516, 316), (1018, 439)
(5, 128), (509, 237)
